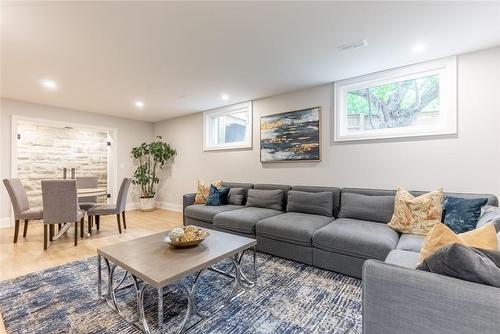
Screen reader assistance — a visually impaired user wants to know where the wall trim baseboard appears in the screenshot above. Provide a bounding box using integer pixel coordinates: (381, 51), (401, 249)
(0, 217), (12, 228)
(126, 202), (140, 211)
(157, 201), (182, 212)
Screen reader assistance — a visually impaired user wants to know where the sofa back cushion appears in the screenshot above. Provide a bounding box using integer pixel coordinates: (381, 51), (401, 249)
(254, 184), (291, 209)
(246, 189), (284, 211)
(339, 190), (396, 223)
(292, 185), (341, 217)
(414, 191), (498, 207)
(227, 188), (245, 205)
(339, 188), (499, 224)
(222, 182), (253, 205)
(286, 190), (333, 217)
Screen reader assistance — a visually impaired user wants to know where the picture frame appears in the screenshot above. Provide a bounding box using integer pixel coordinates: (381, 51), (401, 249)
(260, 106), (321, 162)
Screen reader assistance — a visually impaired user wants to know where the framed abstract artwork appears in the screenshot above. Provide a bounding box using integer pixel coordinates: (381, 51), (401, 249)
(260, 106), (321, 162)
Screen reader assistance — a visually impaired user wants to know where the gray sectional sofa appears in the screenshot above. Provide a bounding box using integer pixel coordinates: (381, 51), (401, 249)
(184, 182), (500, 334)
(183, 182), (498, 277)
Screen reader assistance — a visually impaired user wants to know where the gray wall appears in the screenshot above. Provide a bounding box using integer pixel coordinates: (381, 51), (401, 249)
(153, 47), (500, 209)
(0, 99), (154, 226)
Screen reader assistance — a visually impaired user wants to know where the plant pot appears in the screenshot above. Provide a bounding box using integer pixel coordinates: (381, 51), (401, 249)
(139, 197), (156, 212)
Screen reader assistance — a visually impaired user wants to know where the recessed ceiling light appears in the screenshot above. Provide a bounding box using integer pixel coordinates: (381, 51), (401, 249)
(338, 39), (368, 52)
(221, 94), (229, 101)
(411, 42), (427, 53)
(134, 100), (144, 109)
(40, 79), (58, 91)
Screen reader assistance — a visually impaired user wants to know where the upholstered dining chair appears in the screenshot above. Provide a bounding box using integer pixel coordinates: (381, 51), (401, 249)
(76, 176), (98, 211)
(41, 180), (85, 250)
(87, 178), (131, 235)
(3, 178), (43, 243)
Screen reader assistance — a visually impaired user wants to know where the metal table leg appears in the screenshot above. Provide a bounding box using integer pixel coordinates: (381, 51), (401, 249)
(208, 247), (257, 288)
(97, 255), (102, 299)
(158, 287), (163, 334)
(51, 223), (70, 240)
(100, 252), (251, 334)
(177, 257), (240, 333)
(104, 258), (121, 313)
(132, 275), (151, 334)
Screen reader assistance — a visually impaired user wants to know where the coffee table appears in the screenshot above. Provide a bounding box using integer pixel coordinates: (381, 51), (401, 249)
(97, 229), (257, 334)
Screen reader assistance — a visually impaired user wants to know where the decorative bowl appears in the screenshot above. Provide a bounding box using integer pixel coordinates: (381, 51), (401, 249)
(163, 227), (209, 248)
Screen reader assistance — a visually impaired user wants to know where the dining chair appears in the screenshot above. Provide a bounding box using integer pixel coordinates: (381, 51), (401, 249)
(87, 178), (131, 234)
(76, 176), (98, 211)
(41, 180), (85, 250)
(3, 178), (44, 243)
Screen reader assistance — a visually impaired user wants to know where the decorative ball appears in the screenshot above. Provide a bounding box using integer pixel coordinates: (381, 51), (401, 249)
(169, 227), (185, 242)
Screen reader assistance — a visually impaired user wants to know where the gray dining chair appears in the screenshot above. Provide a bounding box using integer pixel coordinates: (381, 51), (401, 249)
(3, 178), (44, 243)
(41, 180), (85, 250)
(87, 178), (131, 234)
(76, 176), (98, 211)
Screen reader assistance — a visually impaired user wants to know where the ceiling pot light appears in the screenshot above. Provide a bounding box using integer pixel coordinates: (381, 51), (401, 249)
(221, 94), (229, 101)
(40, 79), (58, 91)
(134, 100), (144, 109)
(411, 42), (427, 53)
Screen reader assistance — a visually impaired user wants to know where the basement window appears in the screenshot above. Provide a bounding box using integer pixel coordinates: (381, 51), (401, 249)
(334, 56), (457, 141)
(203, 101), (253, 151)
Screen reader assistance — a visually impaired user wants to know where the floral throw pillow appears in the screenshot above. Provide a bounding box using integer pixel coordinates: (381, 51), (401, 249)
(388, 187), (444, 235)
(194, 179), (222, 204)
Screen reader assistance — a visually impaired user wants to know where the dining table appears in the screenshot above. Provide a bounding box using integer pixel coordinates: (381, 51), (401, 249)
(51, 187), (108, 240)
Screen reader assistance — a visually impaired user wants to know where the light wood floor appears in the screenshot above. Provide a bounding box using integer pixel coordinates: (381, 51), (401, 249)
(0, 209), (183, 334)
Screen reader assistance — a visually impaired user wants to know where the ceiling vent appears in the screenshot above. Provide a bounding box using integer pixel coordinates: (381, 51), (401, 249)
(338, 40), (368, 52)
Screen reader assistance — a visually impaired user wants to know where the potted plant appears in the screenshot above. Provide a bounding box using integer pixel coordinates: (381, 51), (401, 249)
(131, 136), (177, 211)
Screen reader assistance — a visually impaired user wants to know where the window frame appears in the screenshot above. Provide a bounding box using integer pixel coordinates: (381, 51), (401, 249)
(333, 56), (457, 142)
(203, 101), (253, 151)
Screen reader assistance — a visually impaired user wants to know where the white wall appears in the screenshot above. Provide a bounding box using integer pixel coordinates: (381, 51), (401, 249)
(0, 99), (154, 226)
(154, 47), (500, 208)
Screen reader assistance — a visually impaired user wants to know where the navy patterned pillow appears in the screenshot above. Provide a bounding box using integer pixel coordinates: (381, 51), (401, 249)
(442, 196), (488, 233)
(206, 185), (230, 206)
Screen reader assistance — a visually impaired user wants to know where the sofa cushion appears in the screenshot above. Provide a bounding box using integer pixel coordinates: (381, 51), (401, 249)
(419, 222), (497, 262)
(184, 204), (243, 223)
(213, 206), (282, 234)
(385, 249), (420, 268)
(257, 212), (333, 246)
(397, 233), (426, 252)
(222, 182), (253, 205)
(292, 185), (341, 217)
(195, 179), (222, 204)
(246, 189), (284, 211)
(206, 185), (230, 206)
(313, 218), (399, 260)
(443, 196), (488, 233)
(227, 188), (245, 205)
(286, 191), (333, 217)
(417, 243), (500, 288)
(254, 184), (291, 208)
(388, 187), (444, 235)
(338, 192), (395, 223)
(477, 207), (500, 250)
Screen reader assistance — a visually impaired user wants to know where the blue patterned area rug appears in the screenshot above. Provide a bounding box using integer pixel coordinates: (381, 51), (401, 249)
(0, 253), (362, 334)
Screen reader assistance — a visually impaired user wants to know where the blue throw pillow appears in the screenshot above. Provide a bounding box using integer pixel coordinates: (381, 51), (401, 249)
(442, 196), (488, 233)
(206, 185), (230, 206)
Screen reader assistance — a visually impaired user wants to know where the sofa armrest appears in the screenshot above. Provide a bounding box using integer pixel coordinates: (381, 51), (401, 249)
(362, 259), (500, 334)
(183, 193), (196, 225)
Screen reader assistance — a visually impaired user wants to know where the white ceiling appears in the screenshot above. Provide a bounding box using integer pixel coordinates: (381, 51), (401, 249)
(1, 1), (499, 122)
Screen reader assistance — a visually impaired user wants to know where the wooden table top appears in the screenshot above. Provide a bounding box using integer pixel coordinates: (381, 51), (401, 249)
(97, 229), (256, 288)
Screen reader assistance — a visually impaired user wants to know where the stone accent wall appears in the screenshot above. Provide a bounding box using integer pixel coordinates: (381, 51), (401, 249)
(17, 122), (108, 207)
